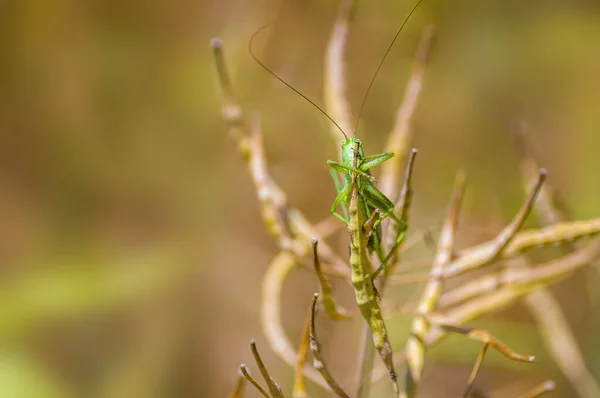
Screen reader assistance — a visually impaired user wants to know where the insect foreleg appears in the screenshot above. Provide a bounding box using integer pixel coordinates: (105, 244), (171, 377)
(329, 169), (349, 221)
(327, 160), (377, 183)
(330, 183), (352, 225)
(360, 152), (394, 171)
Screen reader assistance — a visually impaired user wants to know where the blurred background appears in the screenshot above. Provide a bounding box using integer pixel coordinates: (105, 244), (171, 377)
(1, 0), (600, 397)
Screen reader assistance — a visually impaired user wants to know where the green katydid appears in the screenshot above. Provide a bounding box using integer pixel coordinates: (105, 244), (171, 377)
(327, 137), (407, 281)
(248, 0), (423, 281)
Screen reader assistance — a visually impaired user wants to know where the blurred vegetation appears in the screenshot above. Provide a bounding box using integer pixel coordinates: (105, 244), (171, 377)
(1, 0), (600, 397)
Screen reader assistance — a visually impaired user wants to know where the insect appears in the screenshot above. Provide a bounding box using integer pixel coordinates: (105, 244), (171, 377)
(328, 137), (407, 281)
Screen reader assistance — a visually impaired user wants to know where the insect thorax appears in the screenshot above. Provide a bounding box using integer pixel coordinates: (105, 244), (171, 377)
(341, 138), (365, 167)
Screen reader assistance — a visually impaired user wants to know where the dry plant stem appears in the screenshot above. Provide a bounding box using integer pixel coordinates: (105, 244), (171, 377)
(512, 122), (570, 225)
(442, 254), (600, 397)
(348, 140), (400, 397)
(227, 369), (247, 398)
(442, 217), (600, 279)
(309, 293), (350, 398)
(250, 340), (285, 398)
(516, 380), (556, 398)
(419, 240), (600, 356)
(371, 312), (536, 388)
(373, 202), (597, 385)
(262, 251), (330, 389)
(518, 260), (600, 398)
(441, 238), (600, 309)
(444, 169), (546, 278)
(312, 239), (352, 320)
(431, 321), (535, 363)
(405, 172), (466, 386)
(463, 343), (489, 398)
(240, 364), (271, 398)
(369, 206), (600, 385)
(382, 148), (418, 276)
(293, 317), (311, 398)
(380, 26), (436, 201)
(512, 122), (600, 398)
(324, 0), (355, 146)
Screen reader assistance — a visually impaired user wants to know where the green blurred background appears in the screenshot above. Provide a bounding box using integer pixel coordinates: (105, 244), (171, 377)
(1, 0), (600, 397)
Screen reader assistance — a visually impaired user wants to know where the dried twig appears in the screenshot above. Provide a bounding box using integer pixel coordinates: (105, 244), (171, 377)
(312, 239), (352, 320)
(441, 239), (600, 308)
(405, 172), (466, 385)
(382, 148), (419, 275)
(371, 230), (600, 387)
(431, 319), (535, 363)
(512, 121), (570, 225)
(309, 293), (350, 398)
(512, 121), (600, 397)
(442, 217), (600, 279)
(227, 368), (247, 398)
(516, 380), (556, 398)
(250, 339), (285, 398)
(262, 251), (329, 389)
(240, 364), (271, 398)
(293, 318), (311, 398)
(443, 169), (546, 278)
(463, 343), (489, 398)
(423, 240), (600, 351)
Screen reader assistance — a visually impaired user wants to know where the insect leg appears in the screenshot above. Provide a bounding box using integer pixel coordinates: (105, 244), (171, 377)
(360, 152), (394, 171)
(328, 160), (377, 183)
(330, 182), (352, 225)
(363, 183), (406, 227)
(329, 169), (349, 221)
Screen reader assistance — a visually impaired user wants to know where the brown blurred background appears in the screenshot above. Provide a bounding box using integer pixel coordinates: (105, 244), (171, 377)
(1, 0), (600, 397)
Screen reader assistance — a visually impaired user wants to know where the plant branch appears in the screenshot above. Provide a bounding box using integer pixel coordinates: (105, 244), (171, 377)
(250, 339), (285, 398)
(309, 293), (350, 397)
(444, 169), (546, 278)
(405, 171), (466, 386)
(240, 364), (271, 398)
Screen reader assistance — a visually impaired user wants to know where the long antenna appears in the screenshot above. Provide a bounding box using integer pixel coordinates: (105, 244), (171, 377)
(353, 0), (425, 137)
(249, 24), (348, 139)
